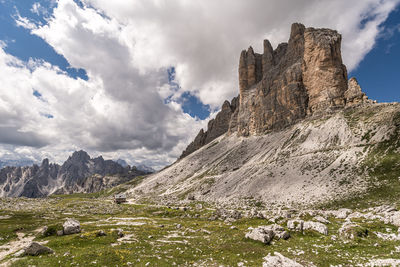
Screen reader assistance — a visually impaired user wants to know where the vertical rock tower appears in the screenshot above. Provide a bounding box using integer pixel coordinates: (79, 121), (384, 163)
(180, 23), (372, 158)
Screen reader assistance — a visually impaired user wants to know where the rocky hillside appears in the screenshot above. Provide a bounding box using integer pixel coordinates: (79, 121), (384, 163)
(129, 23), (398, 207)
(0, 151), (146, 198)
(181, 23), (373, 158)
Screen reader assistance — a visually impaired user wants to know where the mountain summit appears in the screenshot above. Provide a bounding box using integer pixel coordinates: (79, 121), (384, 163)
(181, 23), (373, 158)
(129, 23), (399, 207)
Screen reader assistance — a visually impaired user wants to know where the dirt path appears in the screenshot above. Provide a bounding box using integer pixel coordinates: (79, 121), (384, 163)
(0, 232), (34, 262)
(0, 227), (45, 266)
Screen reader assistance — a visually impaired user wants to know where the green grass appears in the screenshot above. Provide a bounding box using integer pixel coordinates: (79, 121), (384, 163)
(1, 195), (400, 266)
(319, 111), (400, 209)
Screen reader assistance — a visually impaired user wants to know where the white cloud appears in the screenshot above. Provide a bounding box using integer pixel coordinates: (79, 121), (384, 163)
(1, 0), (399, 169)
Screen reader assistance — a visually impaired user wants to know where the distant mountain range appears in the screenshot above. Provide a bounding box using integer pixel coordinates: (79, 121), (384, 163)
(0, 150), (150, 198)
(0, 159), (35, 169)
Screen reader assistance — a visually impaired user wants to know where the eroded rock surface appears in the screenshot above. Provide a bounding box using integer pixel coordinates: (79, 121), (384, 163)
(181, 23), (373, 157)
(63, 218), (81, 235)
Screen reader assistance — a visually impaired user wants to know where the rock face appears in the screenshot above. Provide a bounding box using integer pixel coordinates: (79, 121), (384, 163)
(0, 150), (147, 198)
(180, 98), (239, 158)
(181, 23), (372, 157)
(345, 77), (373, 105)
(131, 102), (400, 206)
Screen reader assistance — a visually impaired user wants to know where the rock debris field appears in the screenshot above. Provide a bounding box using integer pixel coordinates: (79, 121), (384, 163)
(0, 196), (400, 266)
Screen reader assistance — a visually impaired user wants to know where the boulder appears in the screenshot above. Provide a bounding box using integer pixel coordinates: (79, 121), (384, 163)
(313, 216), (330, 224)
(246, 224), (290, 244)
(264, 224), (290, 240)
(303, 221), (328, 235)
(287, 220), (304, 231)
(389, 211), (400, 227)
(63, 218), (81, 235)
(339, 222), (368, 240)
(263, 252), (304, 267)
(24, 242), (54, 256)
(245, 227), (275, 244)
(328, 208), (352, 219)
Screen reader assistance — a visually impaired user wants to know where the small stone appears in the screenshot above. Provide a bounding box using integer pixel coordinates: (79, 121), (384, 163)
(96, 230), (107, 237)
(117, 229), (124, 238)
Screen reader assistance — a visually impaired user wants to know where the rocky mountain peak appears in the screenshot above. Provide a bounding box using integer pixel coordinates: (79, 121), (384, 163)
(181, 23), (373, 158)
(70, 150), (90, 162)
(0, 150), (147, 198)
(41, 158), (49, 167)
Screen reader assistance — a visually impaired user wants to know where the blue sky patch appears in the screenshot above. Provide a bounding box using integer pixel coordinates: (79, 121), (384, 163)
(40, 112), (54, 119)
(0, 0), (88, 80)
(349, 7), (400, 103)
(166, 67), (211, 120)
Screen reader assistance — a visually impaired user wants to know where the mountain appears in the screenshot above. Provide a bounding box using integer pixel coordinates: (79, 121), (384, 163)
(115, 159), (154, 173)
(127, 23), (399, 207)
(0, 150), (147, 198)
(136, 164), (155, 174)
(0, 159), (35, 169)
(116, 159), (128, 167)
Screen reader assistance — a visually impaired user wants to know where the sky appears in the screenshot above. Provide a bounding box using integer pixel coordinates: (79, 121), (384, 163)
(0, 0), (399, 169)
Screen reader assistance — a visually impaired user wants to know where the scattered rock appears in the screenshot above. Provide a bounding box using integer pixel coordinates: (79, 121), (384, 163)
(275, 230), (290, 240)
(339, 222), (368, 240)
(389, 211), (400, 227)
(56, 230), (64, 236)
(202, 229), (211, 235)
(313, 216), (330, 224)
(40, 226), (48, 235)
(333, 208), (352, 219)
(63, 218), (81, 235)
(117, 229), (124, 238)
(367, 258), (400, 266)
(287, 220), (304, 231)
(245, 227), (275, 244)
(96, 230), (107, 237)
(23, 242), (54, 256)
(263, 252), (304, 267)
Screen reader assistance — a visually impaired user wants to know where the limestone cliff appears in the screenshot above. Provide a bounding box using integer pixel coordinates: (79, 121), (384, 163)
(181, 23), (372, 157)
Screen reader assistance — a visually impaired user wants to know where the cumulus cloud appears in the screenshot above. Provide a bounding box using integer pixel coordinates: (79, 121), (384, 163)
(0, 0), (399, 169)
